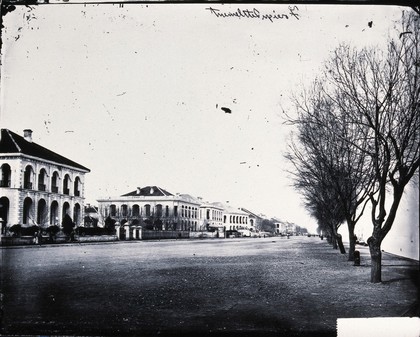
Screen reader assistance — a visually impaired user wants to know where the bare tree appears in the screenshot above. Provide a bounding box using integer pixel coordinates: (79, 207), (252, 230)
(287, 139), (347, 251)
(292, 11), (419, 282)
(285, 91), (375, 259)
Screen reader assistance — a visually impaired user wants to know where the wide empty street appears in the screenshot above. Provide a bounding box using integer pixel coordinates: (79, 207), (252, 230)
(1, 236), (418, 336)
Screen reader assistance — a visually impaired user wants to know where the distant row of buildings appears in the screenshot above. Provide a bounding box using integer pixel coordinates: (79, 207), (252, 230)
(97, 187), (257, 233)
(0, 128), (296, 235)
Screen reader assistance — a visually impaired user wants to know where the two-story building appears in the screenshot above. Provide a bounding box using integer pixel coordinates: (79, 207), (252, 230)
(0, 129), (90, 233)
(239, 208), (262, 232)
(199, 201), (224, 232)
(211, 202), (250, 232)
(97, 186), (201, 231)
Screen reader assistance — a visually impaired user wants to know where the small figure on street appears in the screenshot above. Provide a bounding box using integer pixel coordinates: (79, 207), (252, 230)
(49, 231), (55, 243)
(37, 230), (42, 245)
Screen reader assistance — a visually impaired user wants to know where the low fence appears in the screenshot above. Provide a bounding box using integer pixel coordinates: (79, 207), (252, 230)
(1, 234), (118, 246)
(189, 231), (222, 239)
(1, 236), (37, 246)
(76, 235), (118, 243)
(141, 230), (190, 240)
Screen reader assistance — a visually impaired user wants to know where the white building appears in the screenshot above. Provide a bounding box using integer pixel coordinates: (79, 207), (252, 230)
(239, 208), (262, 232)
(97, 186), (201, 231)
(212, 202), (250, 232)
(0, 129), (90, 233)
(199, 201), (224, 232)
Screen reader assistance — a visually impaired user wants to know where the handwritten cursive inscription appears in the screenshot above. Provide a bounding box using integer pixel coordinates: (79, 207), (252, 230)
(205, 6), (300, 22)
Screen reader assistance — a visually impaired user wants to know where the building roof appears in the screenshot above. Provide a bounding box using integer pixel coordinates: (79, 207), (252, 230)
(0, 128), (90, 172)
(122, 186), (174, 197)
(85, 205), (99, 213)
(200, 201), (224, 210)
(178, 193), (201, 205)
(212, 202), (248, 215)
(240, 207), (263, 219)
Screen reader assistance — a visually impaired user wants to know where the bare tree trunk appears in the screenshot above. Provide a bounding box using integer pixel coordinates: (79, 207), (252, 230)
(368, 236), (382, 283)
(327, 235), (332, 244)
(332, 235), (338, 250)
(331, 225), (340, 250)
(347, 221), (356, 261)
(336, 234), (346, 254)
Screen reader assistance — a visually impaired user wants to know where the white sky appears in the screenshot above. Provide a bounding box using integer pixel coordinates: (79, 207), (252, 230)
(0, 3), (405, 231)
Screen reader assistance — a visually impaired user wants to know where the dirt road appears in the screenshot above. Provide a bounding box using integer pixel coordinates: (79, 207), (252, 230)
(1, 236), (418, 336)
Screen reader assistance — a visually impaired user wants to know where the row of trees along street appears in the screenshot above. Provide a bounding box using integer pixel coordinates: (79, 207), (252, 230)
(285, 9), (419, 283)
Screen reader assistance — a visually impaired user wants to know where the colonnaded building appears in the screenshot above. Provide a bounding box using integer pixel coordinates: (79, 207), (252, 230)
(97, 186), (253, 234)
(0, 128), (90, 233)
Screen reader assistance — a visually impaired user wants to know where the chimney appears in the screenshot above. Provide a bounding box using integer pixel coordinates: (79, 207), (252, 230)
(150, 187), (154, 194)
(136, 187), (141, 195)
(23, 129), (33, 142)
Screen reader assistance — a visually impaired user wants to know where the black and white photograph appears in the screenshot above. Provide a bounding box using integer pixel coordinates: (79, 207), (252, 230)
(0, 2), (419, 336)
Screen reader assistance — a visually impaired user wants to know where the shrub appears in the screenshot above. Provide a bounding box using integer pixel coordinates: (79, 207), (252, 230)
(21, 225), (39, 236)
(62, 214), (75, 236)
(104, 216), (116, 235)
(77, 226), (109, 236)
(8, 224), (22, 237)
(46, 225), (60, 235)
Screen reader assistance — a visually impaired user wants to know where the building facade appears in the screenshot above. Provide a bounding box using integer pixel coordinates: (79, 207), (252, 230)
(0, 129), (90, 233)
(199, 201), (224, 231)
(97, 186), (201, 231)
(212, 202), (250, 231)
(239, 208), (262, 232)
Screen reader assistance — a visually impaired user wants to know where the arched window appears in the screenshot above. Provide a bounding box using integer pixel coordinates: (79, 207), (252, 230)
(132, 204), (140, 217)
(37, 169), (47, 191)
(50, 201), (59, 225)
(23, 197), (33, 224)
(74, 177), (81, 197)
(121, 204), (128, 217)
(62, 202), (70, 217)
(51, 172), (59, 193)
(0, 197), (10, 232)
(73, 203), (81, 225)
(110, 204), (117, 217)
(156, 204), (163, 217)
(165, 205), (169, 217)
(63, 174), (71, 195)
(145, 204), (151, 217)
(24, 165), (34, 189)
(1, 164), (11, 187)
(37, 199), (47, 225)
